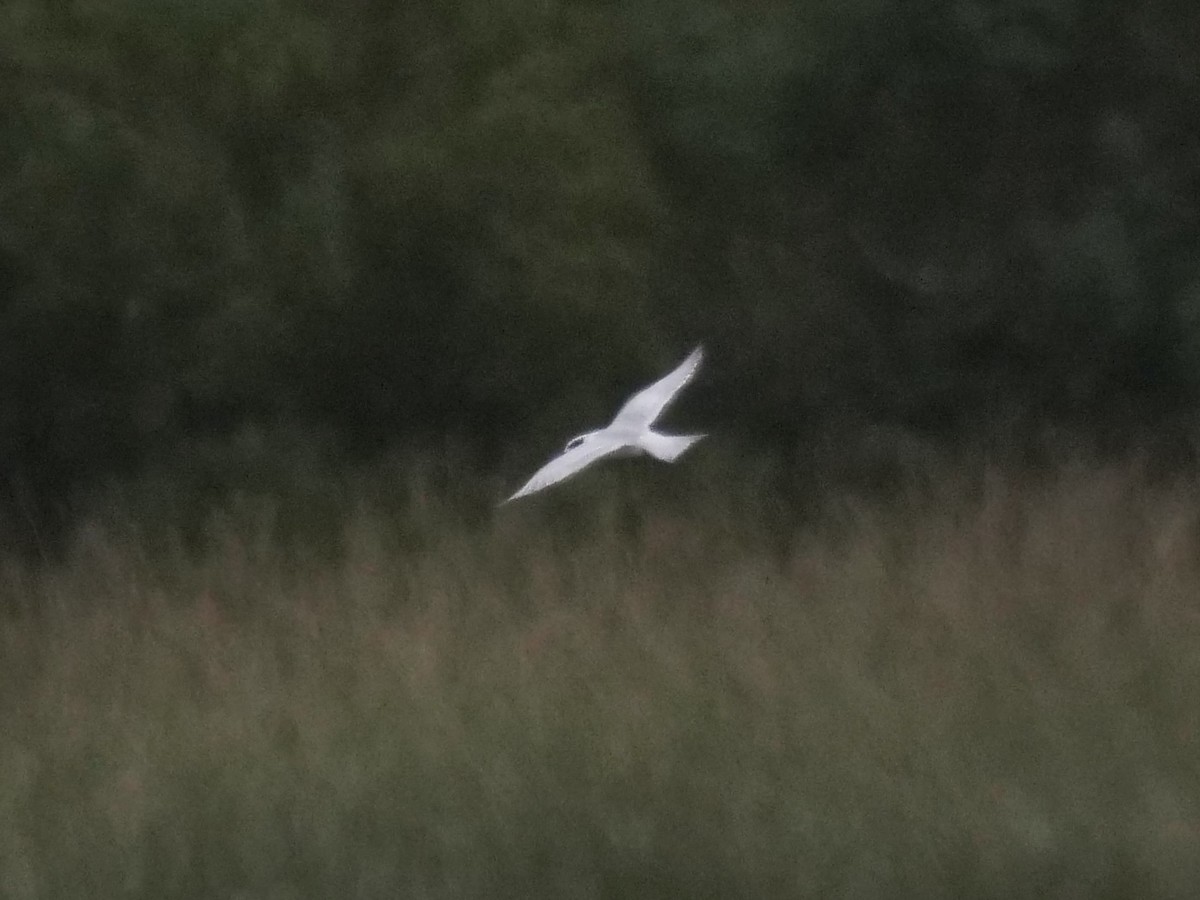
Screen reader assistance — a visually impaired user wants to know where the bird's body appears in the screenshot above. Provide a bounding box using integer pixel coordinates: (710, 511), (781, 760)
(502, 346), (706, 504)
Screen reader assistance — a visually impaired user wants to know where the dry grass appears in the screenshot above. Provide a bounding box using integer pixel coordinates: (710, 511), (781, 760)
(2, 461), (1199, 898)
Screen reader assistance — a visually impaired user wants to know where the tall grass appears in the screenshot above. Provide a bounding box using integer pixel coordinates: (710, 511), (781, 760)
(2, 460), (1199, 898)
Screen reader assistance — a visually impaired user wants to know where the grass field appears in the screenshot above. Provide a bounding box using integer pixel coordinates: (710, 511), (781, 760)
(2, 458), (1199, 898)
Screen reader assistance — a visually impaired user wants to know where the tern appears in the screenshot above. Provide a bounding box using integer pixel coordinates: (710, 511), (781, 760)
(502, 346), (706, 504)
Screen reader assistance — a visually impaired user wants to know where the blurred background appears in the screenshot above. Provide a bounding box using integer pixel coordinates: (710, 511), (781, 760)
(1, 0), (1198, 540)
(5, 7), (1200, 894)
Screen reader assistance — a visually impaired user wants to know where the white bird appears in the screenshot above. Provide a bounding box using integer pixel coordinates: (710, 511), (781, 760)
(502, 346), (706, 504)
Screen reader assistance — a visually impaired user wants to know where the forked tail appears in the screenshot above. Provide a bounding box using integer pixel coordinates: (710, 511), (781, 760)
(642, 431), (706, 462)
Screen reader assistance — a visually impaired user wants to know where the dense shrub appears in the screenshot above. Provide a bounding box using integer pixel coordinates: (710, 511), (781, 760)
(1, 0), (1198, 526)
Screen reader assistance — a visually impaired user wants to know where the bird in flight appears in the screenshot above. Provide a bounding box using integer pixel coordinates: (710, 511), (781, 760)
(502, 346), (706, 504)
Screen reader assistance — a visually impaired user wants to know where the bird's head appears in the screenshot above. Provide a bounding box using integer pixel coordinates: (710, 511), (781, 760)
(563, 430), (601, 453)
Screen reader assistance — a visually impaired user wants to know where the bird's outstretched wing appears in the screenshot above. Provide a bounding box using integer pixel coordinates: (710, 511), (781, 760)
(502, 438), (625, 504)
(609, 346), (704, 433)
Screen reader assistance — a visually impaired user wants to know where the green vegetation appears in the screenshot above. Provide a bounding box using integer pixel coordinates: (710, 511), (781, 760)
(2, 0), (1200, 532)
(2, 461), (1198, 897)
(3, 4), (1199, 893)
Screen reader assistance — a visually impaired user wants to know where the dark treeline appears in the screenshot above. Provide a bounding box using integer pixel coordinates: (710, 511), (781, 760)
(2, 0), (1199, 532)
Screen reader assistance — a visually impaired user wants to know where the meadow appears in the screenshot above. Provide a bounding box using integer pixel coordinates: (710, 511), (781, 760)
(2, 455), (1199, 898)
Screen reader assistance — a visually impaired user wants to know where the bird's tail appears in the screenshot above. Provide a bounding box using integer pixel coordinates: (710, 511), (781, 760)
(643, 432), (706, 462)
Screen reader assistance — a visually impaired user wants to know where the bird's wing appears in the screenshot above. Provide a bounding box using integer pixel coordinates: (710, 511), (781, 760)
(609, 346), (704, 432)
(502, 437), (624, 504)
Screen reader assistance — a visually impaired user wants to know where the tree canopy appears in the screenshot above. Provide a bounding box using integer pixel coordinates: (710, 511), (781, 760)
(1, 0), (1198, 524)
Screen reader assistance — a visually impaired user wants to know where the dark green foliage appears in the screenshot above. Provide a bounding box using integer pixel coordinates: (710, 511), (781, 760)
(1, 0), (1199, 530)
